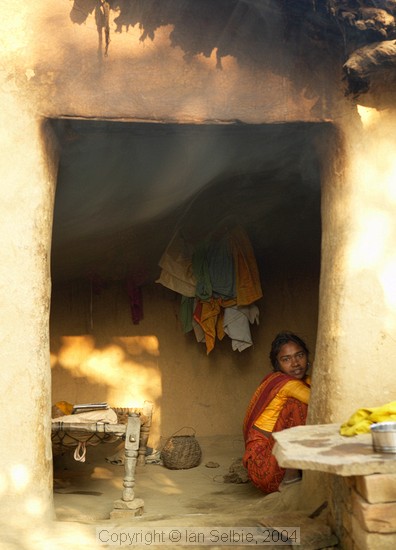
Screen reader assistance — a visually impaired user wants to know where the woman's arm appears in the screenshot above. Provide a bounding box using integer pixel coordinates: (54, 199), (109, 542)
(281, 380), (310, 404)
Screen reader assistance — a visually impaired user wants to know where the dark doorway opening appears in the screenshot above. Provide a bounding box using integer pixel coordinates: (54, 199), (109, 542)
(50, 119), (329, 287)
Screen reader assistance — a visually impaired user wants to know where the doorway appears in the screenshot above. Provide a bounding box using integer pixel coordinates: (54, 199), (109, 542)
(49, 118), (328, 441)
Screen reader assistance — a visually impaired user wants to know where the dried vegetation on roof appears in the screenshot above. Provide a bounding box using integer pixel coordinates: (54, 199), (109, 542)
(279, 0), (396, 98)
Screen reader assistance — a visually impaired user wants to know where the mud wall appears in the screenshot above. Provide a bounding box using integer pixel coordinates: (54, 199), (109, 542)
(3, 0), (385, 528)
(22, 1), (341, 122)
(50, 267), (320, 448)
(2, 0), (334, 522)
(311, 108), (396, 423)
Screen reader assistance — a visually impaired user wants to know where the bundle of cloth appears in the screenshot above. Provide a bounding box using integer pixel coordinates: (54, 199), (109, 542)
(157, 225), (263, 354)
(340, 400), (396, 436)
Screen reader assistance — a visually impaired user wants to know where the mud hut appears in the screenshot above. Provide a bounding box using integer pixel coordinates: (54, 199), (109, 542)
(1, 1), (396, 547)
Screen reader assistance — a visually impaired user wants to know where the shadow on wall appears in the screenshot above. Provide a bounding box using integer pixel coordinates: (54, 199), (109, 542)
(50, 335), (161, 434)
(49, 280), (266, 441)
(70, 0), (276, 66)
(69, 0), (338, 110)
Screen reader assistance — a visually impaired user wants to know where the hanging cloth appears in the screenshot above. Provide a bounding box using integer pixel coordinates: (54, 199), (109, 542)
(180, 296), (195, 333)
(156, 231), (196, 297)
(193, 298), (224, 354)
(206, 235), (236, 299)
(229, 226), (263, 306)
(127, 277), (143, 324)
(192, 242), (212, 301)
(223, 304), (259, 352)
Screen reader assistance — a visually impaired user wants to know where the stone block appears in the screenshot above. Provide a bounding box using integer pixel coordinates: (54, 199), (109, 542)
(111, 497), (144, 519)
(113, 497), (144, 511)
(352, 489), (396, 533)
(110, 507), (144, 519)
(355, 473), (396, 503)
(111, 498), (144, 519)
(352, 516), (396, 550)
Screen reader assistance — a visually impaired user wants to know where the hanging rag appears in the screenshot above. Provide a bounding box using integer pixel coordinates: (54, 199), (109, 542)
(193, 297), (236, 354)
(192, 317), (206, 345)
(127, 277), (143, 324)
(229, 226), (263, 306)
(192, 242), (212, 301)
(223, 304), (259, 352)
(206, 235), (236, 299)
(180, 296), (195, 333)
(193, 298), (223, 354)
(156, 231), (196, 297)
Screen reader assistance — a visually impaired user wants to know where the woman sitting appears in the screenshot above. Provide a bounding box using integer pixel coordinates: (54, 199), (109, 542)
(243, 331), (311, 493)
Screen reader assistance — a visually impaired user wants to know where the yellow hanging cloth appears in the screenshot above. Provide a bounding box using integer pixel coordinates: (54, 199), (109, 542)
(194, 297), (236, 354)
(340, 401), (396, 436)
(229, 226), (263, 306)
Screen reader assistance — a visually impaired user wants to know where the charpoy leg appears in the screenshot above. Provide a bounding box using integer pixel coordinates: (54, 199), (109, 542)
(111, 413), (144, 519)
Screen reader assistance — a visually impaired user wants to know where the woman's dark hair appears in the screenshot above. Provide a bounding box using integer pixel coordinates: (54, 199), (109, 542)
(269, 331), (310, 371)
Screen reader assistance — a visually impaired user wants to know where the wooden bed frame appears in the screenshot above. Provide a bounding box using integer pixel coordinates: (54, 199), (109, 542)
(51, 408), (152, 518)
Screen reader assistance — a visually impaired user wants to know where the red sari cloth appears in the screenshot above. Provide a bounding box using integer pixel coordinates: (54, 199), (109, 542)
(243, 372), (309, 494)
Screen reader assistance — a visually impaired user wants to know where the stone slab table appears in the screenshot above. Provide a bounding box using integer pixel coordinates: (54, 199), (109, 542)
(273, 423), (396, 550)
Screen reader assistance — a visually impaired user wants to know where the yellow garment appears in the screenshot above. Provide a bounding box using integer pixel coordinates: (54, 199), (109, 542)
(254, 377), (311, 432)
(55, 400), (74, 416)
(196, 298), (236, 354)
(340, 401), (396, 436)
(229, 226), (263, 306)
(200, 299), (223, 354)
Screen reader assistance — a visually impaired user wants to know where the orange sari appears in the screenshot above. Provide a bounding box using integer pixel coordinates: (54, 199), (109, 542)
(243, 372), (309, 493)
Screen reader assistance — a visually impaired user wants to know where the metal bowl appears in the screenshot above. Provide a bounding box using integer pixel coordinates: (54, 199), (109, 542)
(370, 422), (396, 453)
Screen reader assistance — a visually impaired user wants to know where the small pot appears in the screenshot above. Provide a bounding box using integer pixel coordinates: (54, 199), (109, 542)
(370, 421), (396, 453)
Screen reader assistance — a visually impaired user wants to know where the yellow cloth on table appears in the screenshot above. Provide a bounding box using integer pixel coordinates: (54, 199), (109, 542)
(340, 401), (396, 436)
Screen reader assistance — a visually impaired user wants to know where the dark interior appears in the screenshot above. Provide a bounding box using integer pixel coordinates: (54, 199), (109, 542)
(50, 119), (330, 286)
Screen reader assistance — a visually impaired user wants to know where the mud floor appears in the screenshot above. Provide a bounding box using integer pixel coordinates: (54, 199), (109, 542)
(1, 436), (334, 549)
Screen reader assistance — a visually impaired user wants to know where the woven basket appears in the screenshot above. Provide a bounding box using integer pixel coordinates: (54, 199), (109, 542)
(161, 427), (202, 470)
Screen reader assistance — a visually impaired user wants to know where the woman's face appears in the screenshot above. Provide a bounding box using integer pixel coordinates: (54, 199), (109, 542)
(276, 341), (308, 379)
